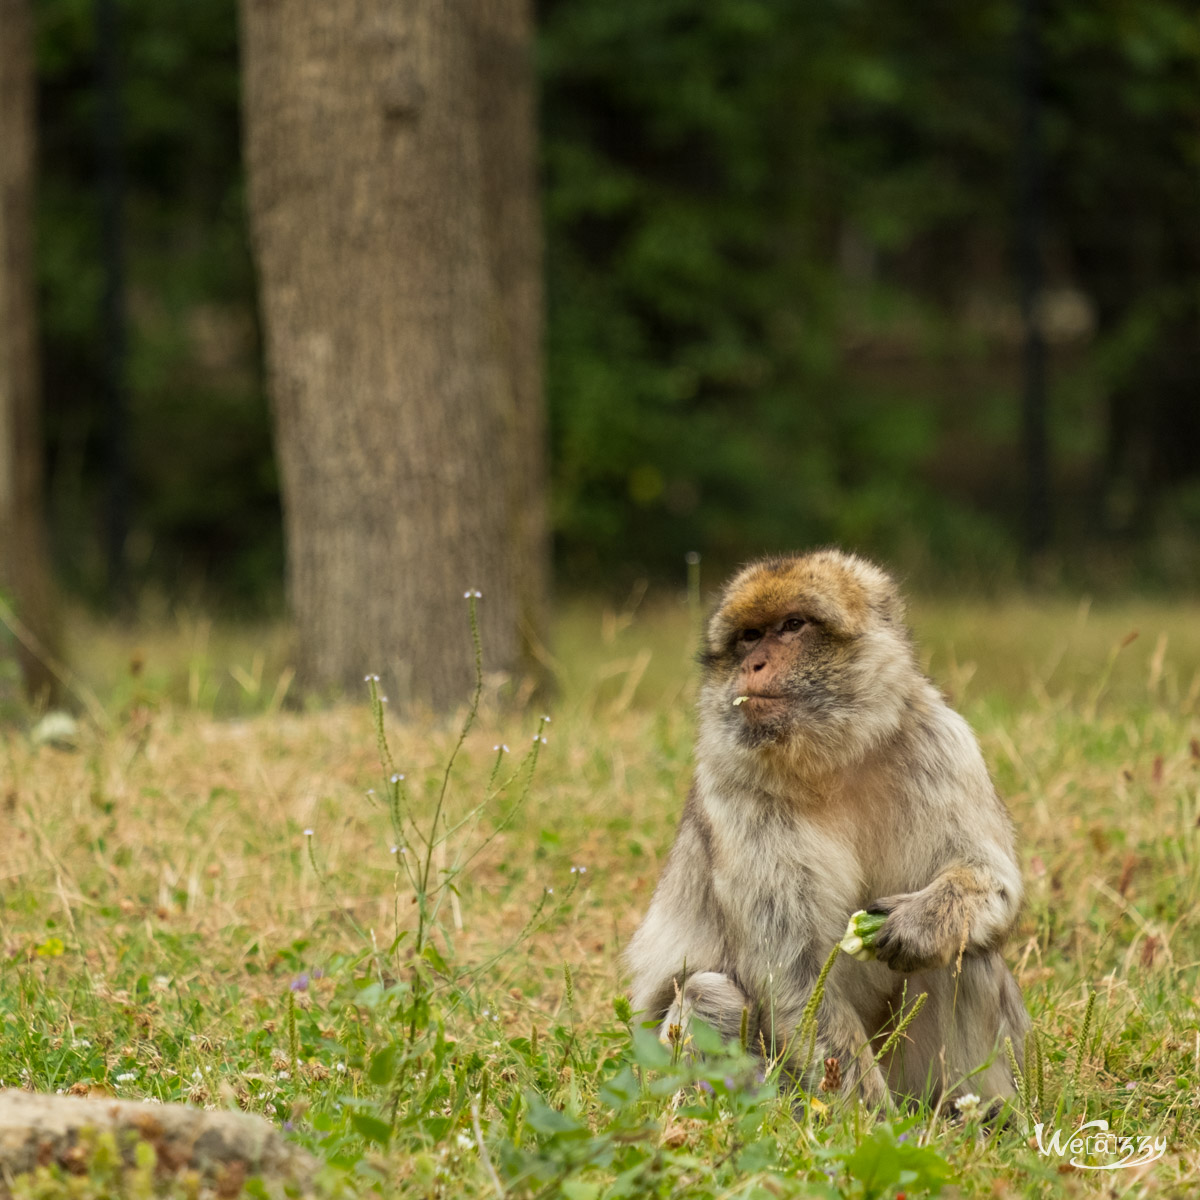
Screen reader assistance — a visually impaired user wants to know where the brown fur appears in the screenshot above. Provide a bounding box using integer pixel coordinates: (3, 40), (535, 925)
(626, 549), (1029, 1108)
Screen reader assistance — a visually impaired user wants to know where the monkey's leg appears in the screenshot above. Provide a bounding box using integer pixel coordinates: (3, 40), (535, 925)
(879, 954), (1030, 1107)
(803, 1005), (893, 1110)
(868, 863), (1017, 974)
(766, 981), (893, 1111)
(658, 970), (753, 1050)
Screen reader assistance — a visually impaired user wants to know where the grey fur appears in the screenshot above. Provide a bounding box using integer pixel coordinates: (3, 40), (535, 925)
(626, 549), (1030, 1108)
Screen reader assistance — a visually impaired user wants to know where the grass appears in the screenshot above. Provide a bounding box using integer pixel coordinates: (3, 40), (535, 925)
(2, 586), (1199, 1197)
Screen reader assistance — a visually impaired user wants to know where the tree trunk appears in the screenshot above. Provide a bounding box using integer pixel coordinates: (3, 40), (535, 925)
(239, 0), (546, 709)
(0, 0), (59, 703)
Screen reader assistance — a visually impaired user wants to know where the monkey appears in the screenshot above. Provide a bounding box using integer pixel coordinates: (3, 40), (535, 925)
(626, 548), (1029, 1110)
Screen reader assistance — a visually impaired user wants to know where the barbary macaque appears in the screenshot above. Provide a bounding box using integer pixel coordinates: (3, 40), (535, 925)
(627, 549), (1029, 1108)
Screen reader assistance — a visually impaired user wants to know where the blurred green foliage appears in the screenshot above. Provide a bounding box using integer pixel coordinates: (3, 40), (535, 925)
(540, 0), (1020, 583)
(540, 0), (1200, 586)
(30, 0), (1200, 605)
(36, 0), (278, 609)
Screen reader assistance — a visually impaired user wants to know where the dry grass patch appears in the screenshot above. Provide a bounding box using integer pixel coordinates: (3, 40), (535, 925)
(1, 593), (1198, 1196)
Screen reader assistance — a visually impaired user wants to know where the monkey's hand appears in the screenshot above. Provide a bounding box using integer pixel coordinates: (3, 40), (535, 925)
(867, 863), (1018, 972)
(864, 894), (953, 972)
(865, 889), (972, 974)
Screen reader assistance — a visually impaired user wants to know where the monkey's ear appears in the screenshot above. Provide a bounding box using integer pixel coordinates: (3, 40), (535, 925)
(699, 609), (735, 662)
(873, 588), (906, 626)
(848, 555), (905, 626)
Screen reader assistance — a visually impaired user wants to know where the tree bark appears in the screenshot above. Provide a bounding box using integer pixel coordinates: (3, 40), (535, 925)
(0, 0), (59, 703)
(239, 0), (546, 709)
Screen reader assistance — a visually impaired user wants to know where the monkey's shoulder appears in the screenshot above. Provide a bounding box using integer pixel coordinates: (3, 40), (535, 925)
(891, 689), (998, 796)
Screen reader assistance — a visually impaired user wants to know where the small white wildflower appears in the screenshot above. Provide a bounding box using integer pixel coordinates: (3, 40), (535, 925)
(540, 736), (547, 745)
(502, 744), (509, 752)
(570, 867), (577, 874)
(366, 788), (375, 796)
(579, 866), (587, 874)
(456, 1132), (474, 1151)
(116, 1072), (138, 1084)
(463, 591), (472, 599)
(954, 1092), (981, 1118)
(546, 887), (554, 895)
(142, 1097), (162, 1104)
(76, 1039), (91, 1048)
(335, 1063), (347, 1074)
(56, 1088), (64, 1094)
(303, 828), (314, 837)
(381, 696), (388, 703)
(277, 1070), (290, 1080)
(542, 715), (551, 723)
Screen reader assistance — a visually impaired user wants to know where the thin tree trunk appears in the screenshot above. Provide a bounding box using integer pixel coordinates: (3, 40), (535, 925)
(1016, 0), (1050, 560)
(474, 2), (548, 668)
(239, 0), (546, 709)
(95, 0), (130, 609)
(0, 0), (59, 703)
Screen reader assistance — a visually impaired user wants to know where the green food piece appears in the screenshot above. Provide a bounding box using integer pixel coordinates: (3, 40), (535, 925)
(852, 910), (888, 941)
(840, 910), (888, 961)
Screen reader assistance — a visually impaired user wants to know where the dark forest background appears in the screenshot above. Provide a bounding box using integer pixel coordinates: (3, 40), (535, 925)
(33, 0), (1200, 609)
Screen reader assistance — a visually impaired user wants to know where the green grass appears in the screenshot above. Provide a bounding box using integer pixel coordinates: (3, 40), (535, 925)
(3, 590), (1200, 1196)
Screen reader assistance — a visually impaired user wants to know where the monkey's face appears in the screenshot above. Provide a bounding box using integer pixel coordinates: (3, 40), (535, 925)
(696, 551), (915, 769)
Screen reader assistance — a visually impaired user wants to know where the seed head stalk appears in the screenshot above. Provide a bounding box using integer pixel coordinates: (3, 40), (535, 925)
(415, 590), (484, 957)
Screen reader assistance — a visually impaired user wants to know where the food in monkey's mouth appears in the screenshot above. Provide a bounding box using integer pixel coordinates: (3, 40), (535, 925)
(732, 695), (750, 706)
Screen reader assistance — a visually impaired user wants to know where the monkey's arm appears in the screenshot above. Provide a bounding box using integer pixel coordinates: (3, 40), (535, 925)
(868, 857), (1021, 974)
(867, 710), (1024, 975)
(626, 791), (728, 1022)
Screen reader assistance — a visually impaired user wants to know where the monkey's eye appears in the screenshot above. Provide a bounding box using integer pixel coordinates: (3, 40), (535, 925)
(781, 617), (807, 633)
(738, 628), (763, 645)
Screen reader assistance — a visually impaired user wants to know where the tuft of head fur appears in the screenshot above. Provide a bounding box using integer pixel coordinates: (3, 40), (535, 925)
(704, 549), (905, 648)
(696, 549), (917, 783)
